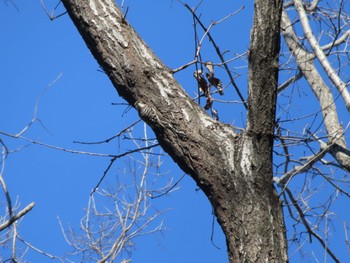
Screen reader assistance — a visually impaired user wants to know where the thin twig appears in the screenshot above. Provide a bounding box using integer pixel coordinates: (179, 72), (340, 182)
(40, 0), (67, 20)
(151, 173), (186, 199)
(91, 144), (159, 195)
(183, 3), (247, 109)
(15, 73), (63, 138)
(293, 0), (350, 111)
(73, 120), (141, 145)
(172, 59), (197, 73)
(210, 206), (221, 250)
(285, 187), (340, 263)
(0, 140), (12, 219)
(17, 234), (64, 262)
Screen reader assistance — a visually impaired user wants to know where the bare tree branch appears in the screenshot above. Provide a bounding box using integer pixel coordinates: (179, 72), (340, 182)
(284, 187), (341, 263)
(182, 3), (247, 109)
(293, 0), (350, 111)
(0, 202), (35, 232)
(280, 9), (350, 171)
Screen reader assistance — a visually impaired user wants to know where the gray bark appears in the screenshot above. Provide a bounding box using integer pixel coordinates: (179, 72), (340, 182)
(280, 10), (350, 173)
(61, 0), (288, 262)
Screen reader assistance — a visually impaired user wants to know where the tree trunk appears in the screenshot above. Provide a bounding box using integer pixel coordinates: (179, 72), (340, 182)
(61, 0), (288, 261)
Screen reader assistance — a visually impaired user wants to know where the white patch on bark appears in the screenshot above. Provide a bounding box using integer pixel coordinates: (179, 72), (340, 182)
(151, 76), (174, 106)
(113, 31), (129, 48)
(135, 42), (161, 69)
(201, 115), (215, 128)
(89, 0), (98, 15)
(240, 139), (253, 177)
(154, 80), (170, 102)
(157, 74), (174, 95)
(102, 0), (120, 25)
(105, 58), (117, 70)
(163, 71), (174, 81)
(88, 0), (128, 48)
(185, 100), (194, 110)
(222, 139), (235, 172)
(181, 109), (190, 122)
(177, 91), (187, 98)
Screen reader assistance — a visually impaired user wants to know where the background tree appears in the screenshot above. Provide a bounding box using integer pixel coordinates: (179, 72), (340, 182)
(1, 0), (349, 262)
(60, 0), (286, 262)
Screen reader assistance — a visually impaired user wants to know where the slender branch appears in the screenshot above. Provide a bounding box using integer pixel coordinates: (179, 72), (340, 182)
(281, 9), (350, 171)
(293, 0), (350, 111)
(183, 3), (247, 109)
(278, 71), (303, 92)
(344, 222), (350, 256)
(1, 130), (158, 159)
(151, 173), (185, 199)
(15, 73), (63, 138)
(90, 143), (159, 195)
(306, 0), (321, 11)
(322, 30), (350, 52)
(11, 222), (17, 259)
(285, 187), (340, 263)
(98, 125), (154, 263)
(171, 59), (197, 73)
(17, 234), (64, 262)
(40, 0), (67, 20)
(0, 131), (114, 157)
(73, 119), (141, 145)
(0, 141), (12, 219)
(210, 206), (221, 250)
(274, 141), (330, 189)
(90, 157), (118, 195)
(0, 202), (35, 232)
(3, 0), (19, 11)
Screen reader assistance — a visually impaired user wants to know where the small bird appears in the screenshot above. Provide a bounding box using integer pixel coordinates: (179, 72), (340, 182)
(193, 69), (203, 80)
(193, 69), (213, 110)
(205, 62), (224, 95)
(193, 69), (210, 96)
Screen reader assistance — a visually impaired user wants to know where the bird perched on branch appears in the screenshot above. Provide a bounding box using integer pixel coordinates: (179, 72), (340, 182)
(205, 61), (224, 95)
(193, 69), (213, 110)
(193, 69), (208, 94)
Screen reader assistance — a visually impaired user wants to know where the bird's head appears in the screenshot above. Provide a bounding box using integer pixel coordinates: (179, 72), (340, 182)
(205, 61), (214, 73)
(193, 69), (203, 79)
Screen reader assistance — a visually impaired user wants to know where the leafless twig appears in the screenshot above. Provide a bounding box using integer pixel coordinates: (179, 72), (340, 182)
(40, 0), (67, 20)
(182, 3), (247, 109)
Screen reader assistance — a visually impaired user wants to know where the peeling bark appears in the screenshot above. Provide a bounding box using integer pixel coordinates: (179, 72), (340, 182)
(61, 0), (288, 261)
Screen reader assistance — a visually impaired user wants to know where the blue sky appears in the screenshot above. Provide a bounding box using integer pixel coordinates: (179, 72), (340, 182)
(1, 0), (349, 262)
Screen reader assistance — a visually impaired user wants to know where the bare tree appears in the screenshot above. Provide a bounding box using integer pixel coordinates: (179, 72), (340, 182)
(58, 0), (350, 261)
(0, 116), (171, 262)
(61, 124), (172, 263)
(59, 0), (287, 262)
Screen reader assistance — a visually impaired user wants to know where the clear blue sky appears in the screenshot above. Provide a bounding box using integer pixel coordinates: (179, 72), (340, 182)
(1, 0), (349, 262)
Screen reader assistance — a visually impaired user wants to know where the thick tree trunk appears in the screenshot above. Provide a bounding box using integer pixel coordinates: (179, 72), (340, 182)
(61, 0), (287, 261)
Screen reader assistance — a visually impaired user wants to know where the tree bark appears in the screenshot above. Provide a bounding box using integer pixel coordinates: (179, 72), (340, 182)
(61, 0), (288, 262)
